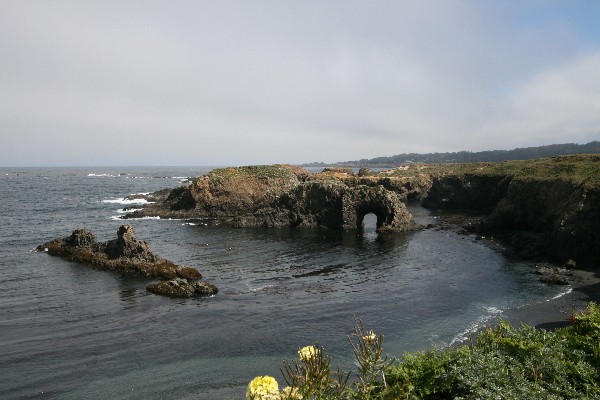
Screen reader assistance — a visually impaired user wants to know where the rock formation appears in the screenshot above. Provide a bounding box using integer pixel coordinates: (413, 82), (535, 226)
(119, 155), (599, 266)
(38, 225), (217, 298)
(124, 164), (420, 233)
(420, 155), (600, 266)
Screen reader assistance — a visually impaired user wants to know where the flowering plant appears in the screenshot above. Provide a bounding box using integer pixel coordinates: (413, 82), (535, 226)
(246, 375), (280, 400)
(298, 345), (318, 362)
(363, 331), (376, 345)
(248, 319), (389, 399)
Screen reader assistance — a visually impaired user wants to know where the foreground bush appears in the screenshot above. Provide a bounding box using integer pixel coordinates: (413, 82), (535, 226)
(384, 302), (600, 399)
(247, 303), (600, 399)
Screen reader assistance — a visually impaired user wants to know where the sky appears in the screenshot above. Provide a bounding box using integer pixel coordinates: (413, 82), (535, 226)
(1, 1), (599, 166)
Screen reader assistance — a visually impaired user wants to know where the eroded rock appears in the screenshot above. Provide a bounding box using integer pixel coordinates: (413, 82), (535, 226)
(38, 225), (216, 298)
(123, 165), (420, 233)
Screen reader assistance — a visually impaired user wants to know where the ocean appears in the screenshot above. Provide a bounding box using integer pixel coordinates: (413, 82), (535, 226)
(0, 167), (566, 399)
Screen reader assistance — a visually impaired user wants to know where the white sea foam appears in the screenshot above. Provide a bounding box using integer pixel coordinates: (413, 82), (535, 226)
(117, 208), (142, 214)
(102, 198), (154, 205)
(548, 287), (573, 301)
(181, 222), (197, 226)
(448, 306), (504, 347)
(111, 215), (160, 220)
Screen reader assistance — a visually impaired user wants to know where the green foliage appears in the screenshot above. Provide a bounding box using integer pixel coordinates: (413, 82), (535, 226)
(383, 302), (600, 399)
(277, 319), (391, 400)
(210, 164), (300, 183)
(251, 303), (600, 399)
(348, 319), (392, 399)
(280, 344), (349, 400)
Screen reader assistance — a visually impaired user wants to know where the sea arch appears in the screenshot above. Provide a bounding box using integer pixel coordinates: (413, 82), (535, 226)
(341, 185), (415, 232)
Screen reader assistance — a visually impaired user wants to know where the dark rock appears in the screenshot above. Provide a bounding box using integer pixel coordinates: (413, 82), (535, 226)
(176, 266), (202, 280)
(66, 229), (97, 248)
(563, 259), (577, 269)
(533, 266), (554, 275)
(38, 226), (216, 298)
(358, 167), (373, 177)
(146, 278), (218, 298)
(540, 273), (570, 285)
(124, 165), (419, 233)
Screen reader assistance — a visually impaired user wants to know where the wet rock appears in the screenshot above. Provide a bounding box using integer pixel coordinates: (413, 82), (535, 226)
(38, 225), (216, 298)
(146, 278), (218, 298)
(540, 273), (570, 285)
(533, 265), (555, 275)
(563, 259), (577, 270)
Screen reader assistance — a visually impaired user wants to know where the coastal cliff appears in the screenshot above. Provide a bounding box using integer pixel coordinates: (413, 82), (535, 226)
(419, 155), (600, 265)
(123, 155), (599, 266)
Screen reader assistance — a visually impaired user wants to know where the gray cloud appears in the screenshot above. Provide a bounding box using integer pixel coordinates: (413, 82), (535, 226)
(1, 1), (599, 166)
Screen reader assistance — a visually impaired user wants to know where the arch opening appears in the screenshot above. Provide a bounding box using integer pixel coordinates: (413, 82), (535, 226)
(357, 208), (383, 233)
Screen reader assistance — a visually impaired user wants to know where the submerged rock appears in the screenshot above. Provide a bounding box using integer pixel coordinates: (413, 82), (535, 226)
(38, 225), (216, 298)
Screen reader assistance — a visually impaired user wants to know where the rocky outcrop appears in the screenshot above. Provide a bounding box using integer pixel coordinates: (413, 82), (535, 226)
(422, 174), (510, 212)
(124, 165), (419, 233)
(482, 180), (600, 265)
(534, 265), (570, 285)
(38, 226), (217, 298)
(147, 278), (218, 297)
(420, 156), (600, 266)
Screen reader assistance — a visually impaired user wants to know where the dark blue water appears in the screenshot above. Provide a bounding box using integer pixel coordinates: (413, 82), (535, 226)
(0, 167), (565, 399)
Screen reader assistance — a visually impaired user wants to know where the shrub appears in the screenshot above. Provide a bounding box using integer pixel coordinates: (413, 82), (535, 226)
(247, 303), (600, 399)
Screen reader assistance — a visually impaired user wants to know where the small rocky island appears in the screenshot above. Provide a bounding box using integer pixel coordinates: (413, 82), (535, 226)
(38, 225), (217, 298)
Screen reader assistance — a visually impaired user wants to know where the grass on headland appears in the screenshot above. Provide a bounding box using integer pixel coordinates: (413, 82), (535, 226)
(380, 154), (600, 189)
(247, 302), (600, 399)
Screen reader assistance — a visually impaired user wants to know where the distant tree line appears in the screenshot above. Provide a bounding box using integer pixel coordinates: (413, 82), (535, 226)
(304, 141), (600, 167)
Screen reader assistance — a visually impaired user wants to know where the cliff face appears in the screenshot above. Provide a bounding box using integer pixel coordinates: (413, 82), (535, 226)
(482, 180), (600, 264)
(422, 174), (510, 212)
(420, 156), (600, 266)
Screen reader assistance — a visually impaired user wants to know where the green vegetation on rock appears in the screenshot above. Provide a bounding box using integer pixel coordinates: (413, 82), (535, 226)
(381, 154), (600, 189)
(209, 164), (305, 184)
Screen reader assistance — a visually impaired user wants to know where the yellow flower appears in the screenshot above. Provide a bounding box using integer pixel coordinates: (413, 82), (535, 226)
(281, 386), (303, 399)
(298, 345), (318, 362)
(363, 330), (376, 345)
(246, 375), (280, 400)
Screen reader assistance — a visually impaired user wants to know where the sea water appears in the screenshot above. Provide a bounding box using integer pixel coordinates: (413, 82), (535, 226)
(0, 167), (566, 399)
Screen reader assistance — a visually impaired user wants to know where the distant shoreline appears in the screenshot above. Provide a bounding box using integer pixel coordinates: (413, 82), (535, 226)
(302, 141), (600, 168)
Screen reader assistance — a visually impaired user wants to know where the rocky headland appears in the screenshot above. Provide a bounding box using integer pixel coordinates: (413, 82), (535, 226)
(123, 164), (421, 232)
(38, 225), (217, 298)
(123, 155), (599, 271)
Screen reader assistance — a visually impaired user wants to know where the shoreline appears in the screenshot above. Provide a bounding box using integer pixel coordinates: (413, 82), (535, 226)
(501, 265), (600, 330)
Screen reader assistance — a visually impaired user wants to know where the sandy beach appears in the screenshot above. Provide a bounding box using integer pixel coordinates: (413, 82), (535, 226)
(503, 265), (600, 330)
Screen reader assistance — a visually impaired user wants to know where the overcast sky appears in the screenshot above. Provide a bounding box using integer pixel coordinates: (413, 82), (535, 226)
(1, 1), (599, 166)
